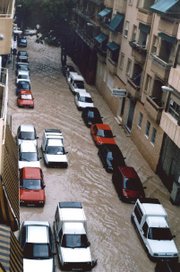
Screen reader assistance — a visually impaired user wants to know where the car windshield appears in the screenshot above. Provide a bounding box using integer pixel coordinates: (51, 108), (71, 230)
(18, 82), (30, 89)
(74, 81), (84, 89)
(18, 75), (29, 79)
(23, 243), (52, 259)
(61, 234), (89, 248)
(46, 146), (65, 155)
(85, 97), (93, 103)
(107, 151), (113, 161)
(148, 227), (173, 240)
(21, 179), (42, 190)
(20, 152), (38, 161)
(88, 111), (95, 118)
(124, 178), (142, 190)
(20, 94), (32, 100)
(97, 129), (113, 138)
(19, 131), (35, 140)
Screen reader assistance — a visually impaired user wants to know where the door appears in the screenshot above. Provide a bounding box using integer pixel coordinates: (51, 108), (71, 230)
(126, 99), (136, 132)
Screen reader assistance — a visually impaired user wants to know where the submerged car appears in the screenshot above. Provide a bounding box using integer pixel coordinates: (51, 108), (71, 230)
(17, 124), (38, 146)
(75, 90), (94, 110)
(18, 36), (27, 47)
(112, 166), (145, 202)
(16, 81), (31, 95)
(20, 167), (46, 207)
(18, 141), (41, 169)
(90, 123), (116, 146)
(19, 221), (55, 272)
(17, 90), (34, 108)
(82, 107), (103, 127)
(98, 144), (126, 173)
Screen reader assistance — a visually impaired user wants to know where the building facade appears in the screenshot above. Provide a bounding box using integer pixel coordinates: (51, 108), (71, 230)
(70, 0), (180, 192)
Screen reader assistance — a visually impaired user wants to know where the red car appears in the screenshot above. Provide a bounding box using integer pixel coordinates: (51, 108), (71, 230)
(112, 166), (145, 203)
(17, 89), (34, 108)
(90, 123), (116, 146)
(20, 167), (46, 207)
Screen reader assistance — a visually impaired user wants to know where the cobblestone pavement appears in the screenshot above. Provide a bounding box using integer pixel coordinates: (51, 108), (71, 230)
(8, 36), (179, 272)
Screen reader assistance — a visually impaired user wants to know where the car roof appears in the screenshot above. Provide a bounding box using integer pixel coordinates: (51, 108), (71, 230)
(48, 139), (64, 146)
(26, 224), (49, 243)
(20, 167), (42, 179)
(18, 70), (29, 75)
(63, 222), (86, 235)
(78, 90), (90, 96)
(19, 124), (35, 132)
(70, 72), (84, 81)
(118, 166), (139, 179)
(20, 141), (37, 152)
(146, 216), (169, 228)
(94, 123), (112, 130)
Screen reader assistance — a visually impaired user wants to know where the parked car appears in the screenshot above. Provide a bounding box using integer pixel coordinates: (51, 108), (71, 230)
(16, 81), (31, 95)
(131, 198), (179, 262)
(17, 90), (34, 108)
(18, 141), (41, 169)
(65, 64), (76, 78)
(20, 167), (46, 207)
(16, 63), (30, 76)
(17, 50), (28, 62)
(90, 123), (116, 146)
(155, 261), (180, 272)
(17, 124), (38, 146)
(67, 72), (86, 94)
(17, 36), (27, 47)
(75, 90), (94, 110)
(98, 144), (126, 173)
(16, 70), (30, 85)
(19, 221), (55, 272)
(112, 166), (145, 202)
(82, 107), (103, 127)
(41, 129), (68, 168)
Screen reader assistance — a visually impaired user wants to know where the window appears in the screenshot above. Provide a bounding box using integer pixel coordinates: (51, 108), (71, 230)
(124, 21), (129, 38)
(145, 120), (151, 138)
(151, 35), (158, 54)
(119, 53), (125, 70)
(151, 127), (157, 145)
(137, 112), (143, 128)
(131, 25), (137, 41)
(134, 205), (143, 224)
(168, 99), (180, 121)
(144, 74), (152, 94)
(142, 222), (149, 238)
(126, 58), (132, 77)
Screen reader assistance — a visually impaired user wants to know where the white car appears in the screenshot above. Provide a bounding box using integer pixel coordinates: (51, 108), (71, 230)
(67, 72), (86, 94)
(75, 90), (94, 110)
(16, 70), (30, 85)
(18, 141), (41, 169)
(17, 124), (38, 146)
(19, 221), (55, 272)
(41, 129), (68, 168)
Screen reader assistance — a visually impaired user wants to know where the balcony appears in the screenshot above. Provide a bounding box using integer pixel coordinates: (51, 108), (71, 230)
(144, 96), (163, 124)
(158, 17), (179, 37)
(127, 78), (140, 99)
(137, 8), (152, 25)
(129, 41), (147, 64)
(0, 0), (14, 54)
(151, 54), (172, 81)
(160, 111), (180, 148)
(106, 58), (117, 75)
(75, 27), (96, 49)
(169, 67), (180, 92)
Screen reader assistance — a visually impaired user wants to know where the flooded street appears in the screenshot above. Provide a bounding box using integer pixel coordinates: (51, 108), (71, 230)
(7, 37), (179, 272)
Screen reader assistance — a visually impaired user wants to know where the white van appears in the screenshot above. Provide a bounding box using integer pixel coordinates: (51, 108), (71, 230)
(67, 72), (86, 94)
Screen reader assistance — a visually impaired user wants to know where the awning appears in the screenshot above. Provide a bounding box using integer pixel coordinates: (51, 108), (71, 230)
(107, 41), (120, 52)
(150, 0), (179, 14)
(94, 33), (108, 44)
(98, 8), (111, 17)
(0, 224), (23, 272)
(158, 32), (177, 43)
(139, 23), (150, 34)
(108, 14), (124, 32)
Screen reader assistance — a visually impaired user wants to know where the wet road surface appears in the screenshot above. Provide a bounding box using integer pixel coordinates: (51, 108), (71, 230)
(8, 36), (179, 272)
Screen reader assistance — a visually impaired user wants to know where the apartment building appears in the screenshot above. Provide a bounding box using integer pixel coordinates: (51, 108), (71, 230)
(69, 0), (180, 192)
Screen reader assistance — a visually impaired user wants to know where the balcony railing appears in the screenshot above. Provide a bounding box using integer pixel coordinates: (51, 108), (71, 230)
(158, 17), (179, 37)
(144, 95), (163, 124)
(75, 27), (96, 49)
(151, 54), (172, 81)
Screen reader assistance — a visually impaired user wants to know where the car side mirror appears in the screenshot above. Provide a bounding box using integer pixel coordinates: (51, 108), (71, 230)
(113, 135), (116, 138)
(143, 186), (147, 189)
(91, 259), (97, 268)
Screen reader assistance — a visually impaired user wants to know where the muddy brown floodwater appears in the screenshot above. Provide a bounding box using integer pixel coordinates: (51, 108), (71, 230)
(8, 36), (179, 272)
